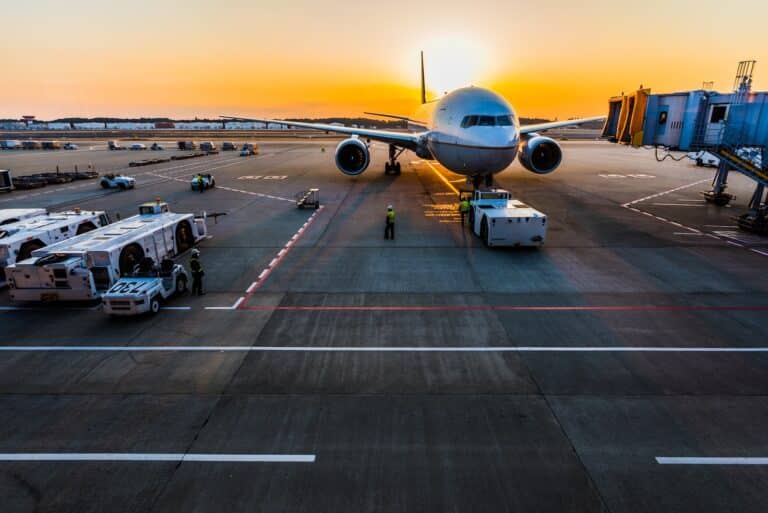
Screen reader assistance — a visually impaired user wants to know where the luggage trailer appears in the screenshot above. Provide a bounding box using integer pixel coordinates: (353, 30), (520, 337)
(7, 202), (207, 302)
(0, 208), (47, 226)
(0, 210), (110, 286)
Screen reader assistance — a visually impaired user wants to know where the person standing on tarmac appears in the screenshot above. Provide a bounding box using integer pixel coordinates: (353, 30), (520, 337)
(459, 196), (470, 225)
(196, 174), (204, 193)
(190, 248), (205, 295)
(384, 205), (396, 240)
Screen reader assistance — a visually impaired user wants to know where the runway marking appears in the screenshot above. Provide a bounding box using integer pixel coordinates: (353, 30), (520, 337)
(751, 248), (768, 257)
(204, 297), (245, 310)
(237, 206), (325, 305)
(424, 161), (460, 195)
(650, 203), (707, 207)
(656, 457), (768, 465)
(3, 346), (768, 353)
(236, 304), (768, 312)
(159, 306), (191, 311)
(673, 232), (704, 236)
(0, 453), (315, 463)
(622, 178), (710, 208)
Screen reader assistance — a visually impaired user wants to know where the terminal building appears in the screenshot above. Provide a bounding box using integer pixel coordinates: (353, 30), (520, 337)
(603, 61), (768, 233)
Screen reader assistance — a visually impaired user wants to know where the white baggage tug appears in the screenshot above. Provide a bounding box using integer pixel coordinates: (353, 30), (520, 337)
(0, 210), (110, 286)
(467, 188), (547, 247)
(7, 201), (206, 302)
(102, 258), (189, 315)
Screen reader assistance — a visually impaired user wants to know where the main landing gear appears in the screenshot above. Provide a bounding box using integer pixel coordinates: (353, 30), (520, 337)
(470, 174), (494, 189)
(385, 144), (404, 175)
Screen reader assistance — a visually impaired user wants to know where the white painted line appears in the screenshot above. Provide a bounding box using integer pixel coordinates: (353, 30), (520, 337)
(159, 307), (191, 311)
(257, 270), (268, 280)
(233, 297), (245, 309)
(246, 282), (258, 294)
(673, 232), (704, 236)
(727, 241), (744, 247)
(656, 457), (768, 465)
(3, 346), (768, 352)
(268, 258), (278, 268)
(278, 249), (287, 257)
(651, 203), (707, 207)
(0, 453), (315, 463)
(750, 248), (768, 257)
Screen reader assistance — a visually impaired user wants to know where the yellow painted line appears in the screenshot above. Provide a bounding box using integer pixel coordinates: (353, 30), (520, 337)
(424, 161), (460, 195)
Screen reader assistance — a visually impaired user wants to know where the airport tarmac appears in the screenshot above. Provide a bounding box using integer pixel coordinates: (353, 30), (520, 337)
(1, 139), (767, 512)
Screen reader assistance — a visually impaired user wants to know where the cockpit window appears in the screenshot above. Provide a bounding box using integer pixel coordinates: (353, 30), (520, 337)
(461, 114), (514, 128)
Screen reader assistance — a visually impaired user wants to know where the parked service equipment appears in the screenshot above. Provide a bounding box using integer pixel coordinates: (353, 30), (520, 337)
(1, 140), (22, 150)
(151, 143), (164, 151)
(102, 258), (189, 315)
(63, 143), (79, 150)
(100, 174), (135, 190)
(0, 208), (47, 226)
(108, 140), (125, 150)
(191, 173), (215, 191)
(7, 201), (207, 302)
(222, 142), (237, 151)
(199, 141), (217, 152)
(0, 170), (12, 192)
(0, 210), (110, 286)
(467, 188), (547, 248)
(177, 141), (197, 151)
(130, 143), (147, 151)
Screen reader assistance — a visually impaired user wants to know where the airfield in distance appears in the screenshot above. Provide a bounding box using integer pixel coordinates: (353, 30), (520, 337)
(1, 135), (768, 513)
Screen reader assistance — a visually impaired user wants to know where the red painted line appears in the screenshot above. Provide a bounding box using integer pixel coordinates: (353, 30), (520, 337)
(238, 206), (325, 308)
(236, 305), (768, 312)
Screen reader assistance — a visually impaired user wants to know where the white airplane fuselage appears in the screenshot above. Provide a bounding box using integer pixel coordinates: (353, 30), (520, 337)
(412, 87), (521, 176)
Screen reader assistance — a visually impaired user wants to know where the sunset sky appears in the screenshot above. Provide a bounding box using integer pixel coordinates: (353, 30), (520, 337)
(1, 0), (765, 120)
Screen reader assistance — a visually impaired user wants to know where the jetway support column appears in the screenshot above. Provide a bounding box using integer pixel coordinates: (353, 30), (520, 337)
(703, 161), (734, 206)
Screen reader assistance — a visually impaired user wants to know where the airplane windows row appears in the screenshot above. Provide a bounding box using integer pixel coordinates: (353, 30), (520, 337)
(460, 115), (514, 128)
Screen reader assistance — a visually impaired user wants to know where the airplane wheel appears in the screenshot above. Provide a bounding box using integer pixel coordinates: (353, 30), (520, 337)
(385, 162), (391, 174)
(484, 174), (493, 187)
(395, 162), (401, 175)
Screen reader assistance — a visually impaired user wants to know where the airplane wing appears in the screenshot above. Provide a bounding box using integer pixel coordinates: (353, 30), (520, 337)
(520, 116), (606, 135)
(221, 116), (422, 150)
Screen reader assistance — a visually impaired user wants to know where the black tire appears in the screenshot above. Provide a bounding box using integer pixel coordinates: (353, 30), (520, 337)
(118, 243), (144, 275)
(385, 162), (391, 174)
(18, 239), (45, 261)
(118, 183), (126, 191)
(480, 217), (490, 247)
(210, 180), (215, 188)
(100, 180), (110, 189)
(395, 162), (401, 175)
(149, 296), (161, 315)
(176, 276), (188, 294)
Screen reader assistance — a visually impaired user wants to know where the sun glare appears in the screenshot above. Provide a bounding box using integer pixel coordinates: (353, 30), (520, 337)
(419, 37), (493, 98)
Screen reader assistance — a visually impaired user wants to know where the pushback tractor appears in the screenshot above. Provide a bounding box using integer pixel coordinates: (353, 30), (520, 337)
(7, 201), (207, 302)
(466, 188), (547, 248)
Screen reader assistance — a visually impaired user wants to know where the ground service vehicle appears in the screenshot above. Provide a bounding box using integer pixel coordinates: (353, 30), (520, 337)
(130, 143), (147, 150)
(102, 258), (188, 315)
(100, 174), (135, 190)
(177, 141), (197, 150)
(191, 173), (215, 191)
(199, 141), (217, 152)
(1, 140), (22, 150)
(151, 143), (164, 151)
(0, 170), (13, 193)
(240, 143), (258, 156)
(0, 210), (109, 285)
(108, 140), (125, 150)
(222, 142), (237, 151)
(7, 201), (207, 302)
(0, 208), (47, 225)
(467, 188), (547, 248)
(63, 143), (79, 150)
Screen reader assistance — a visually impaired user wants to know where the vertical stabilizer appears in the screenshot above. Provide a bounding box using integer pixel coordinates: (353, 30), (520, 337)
(420, 51), (427, 104)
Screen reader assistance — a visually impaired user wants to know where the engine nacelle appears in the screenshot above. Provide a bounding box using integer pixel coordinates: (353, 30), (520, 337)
(518, 135), (562, 175)
(335, 138), (370, 176)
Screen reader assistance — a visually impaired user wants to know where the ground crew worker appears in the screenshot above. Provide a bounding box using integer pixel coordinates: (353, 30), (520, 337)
(459, 197), (470, 225)
(384, 205), (395, 240)
(196, 174), (204, 193)
(190, 248), (204, 295)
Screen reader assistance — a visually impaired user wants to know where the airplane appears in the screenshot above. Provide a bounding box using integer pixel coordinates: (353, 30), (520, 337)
(224, 52), (605, 188)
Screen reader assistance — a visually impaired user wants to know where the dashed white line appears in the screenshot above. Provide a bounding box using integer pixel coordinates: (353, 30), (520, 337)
(656, 457), (768, 466)
(0, 453), (315, 463)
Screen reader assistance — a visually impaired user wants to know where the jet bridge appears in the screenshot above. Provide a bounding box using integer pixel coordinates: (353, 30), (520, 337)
(603, 61), (768, 233)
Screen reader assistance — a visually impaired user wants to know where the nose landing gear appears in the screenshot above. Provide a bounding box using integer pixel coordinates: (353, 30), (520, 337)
(470, 174), (494, 189)
(385, 144), (404, 175)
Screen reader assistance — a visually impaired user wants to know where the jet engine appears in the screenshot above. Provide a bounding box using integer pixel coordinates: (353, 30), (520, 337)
(335, 138), (370, 176)
(518, 135), (562, 175)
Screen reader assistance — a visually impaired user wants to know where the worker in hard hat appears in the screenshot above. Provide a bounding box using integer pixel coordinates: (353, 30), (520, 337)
(190, 248), (205, 295)
(459, 196), (470, 225)
(384, 205), (396, 240)
(195, 174), (204, 193)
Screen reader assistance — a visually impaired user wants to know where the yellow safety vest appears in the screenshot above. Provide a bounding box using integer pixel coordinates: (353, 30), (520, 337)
(459, 200), (470, 213)
(387, 210), (395, 223)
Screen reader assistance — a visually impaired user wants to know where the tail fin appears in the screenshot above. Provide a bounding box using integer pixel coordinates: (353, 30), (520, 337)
(420, 51), (427, 104)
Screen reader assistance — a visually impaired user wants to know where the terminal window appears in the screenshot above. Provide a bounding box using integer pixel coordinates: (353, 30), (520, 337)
(710, 106), (727, 123)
